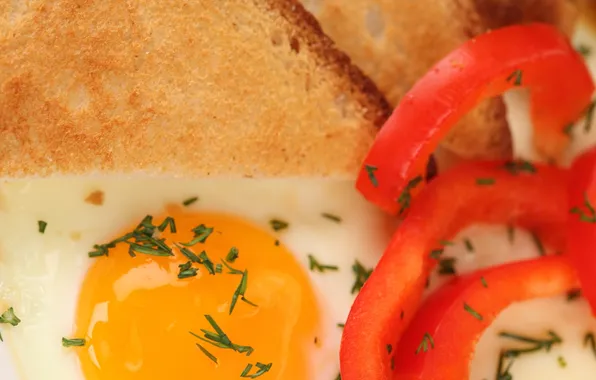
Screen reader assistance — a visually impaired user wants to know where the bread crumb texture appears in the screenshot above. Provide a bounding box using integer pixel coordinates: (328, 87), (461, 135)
(0, 0), (390, 179)
(304, 0), (577, 159)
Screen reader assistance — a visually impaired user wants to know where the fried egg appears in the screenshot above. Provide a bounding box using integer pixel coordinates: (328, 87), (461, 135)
(0, 179), (392, 380)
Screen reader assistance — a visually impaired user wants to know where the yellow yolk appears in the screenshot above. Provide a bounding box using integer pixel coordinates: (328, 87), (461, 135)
(73, 207), (321, 380)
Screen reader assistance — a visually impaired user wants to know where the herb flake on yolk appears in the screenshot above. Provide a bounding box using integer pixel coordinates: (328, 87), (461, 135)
(74, 207), (320, 379)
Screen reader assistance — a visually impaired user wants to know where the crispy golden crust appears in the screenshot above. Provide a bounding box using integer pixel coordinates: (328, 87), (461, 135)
(305, 0), (578, 160)
(0, 0), (390, 179)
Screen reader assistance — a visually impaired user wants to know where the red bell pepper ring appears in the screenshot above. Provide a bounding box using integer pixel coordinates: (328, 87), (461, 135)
(340, 161), (568, 380)
(393, 256), (577, 380)
(356, 23), (594, 215)
(568, 147), (596, 315)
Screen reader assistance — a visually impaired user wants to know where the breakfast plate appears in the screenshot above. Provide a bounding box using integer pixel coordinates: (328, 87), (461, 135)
(4, 1), (596, 380)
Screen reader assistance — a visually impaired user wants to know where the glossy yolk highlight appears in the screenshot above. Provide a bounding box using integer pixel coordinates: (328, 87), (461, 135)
(73, 207), (321, 380)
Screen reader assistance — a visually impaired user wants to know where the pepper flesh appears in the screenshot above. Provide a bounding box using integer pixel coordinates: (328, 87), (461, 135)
(356, 23), (594, 214)
(340, 162), (568, 380)
(568, 147), (596, 315)
(393, 256), (577, 380)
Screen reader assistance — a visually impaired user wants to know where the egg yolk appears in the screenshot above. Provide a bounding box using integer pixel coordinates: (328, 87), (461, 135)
(73, 207), (321, 380)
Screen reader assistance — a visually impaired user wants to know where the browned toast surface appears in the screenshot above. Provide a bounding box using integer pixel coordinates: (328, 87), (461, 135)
(0, 0), (390, 179)
(304, 0), (578, 159)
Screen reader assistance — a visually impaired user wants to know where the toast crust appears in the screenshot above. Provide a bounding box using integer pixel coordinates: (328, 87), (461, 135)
(0, 0), (390, 179)
(306, 0), (577, 160)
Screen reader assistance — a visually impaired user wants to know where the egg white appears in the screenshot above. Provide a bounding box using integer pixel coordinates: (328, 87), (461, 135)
(0, 179), (392, 380)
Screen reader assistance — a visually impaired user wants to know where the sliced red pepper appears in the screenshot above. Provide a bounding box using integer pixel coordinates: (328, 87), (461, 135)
(356, 23), (594, 215)
(340, 161), (568, 380)
(393, 256), (577, 380)
(568, 147), (596, 314)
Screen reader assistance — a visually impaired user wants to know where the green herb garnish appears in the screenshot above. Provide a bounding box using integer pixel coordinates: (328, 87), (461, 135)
(38, 220), (47, 234)
(476, 177), (496, 186)
(397, 176), (423, 215)
(499, 330), (562, 353)
(88, 215), (174, 258)
(364, 165), (379, 187)
(496, 349), (515, 380)
(463, 303), (483, 321)
(495, 330), (562, 379)
(429, 249), (443, 260)
(429, 248), (444, 260)
(229, 270), (257, 314)
(240, 362), (273, 378)
(180, 224), (214, 246)
(0, 307), (21, 327)
(62, 337), (86, 347)
(429, 240), (453, 259)
(322, 213), (342, 223)
(178, 261), (198, 279)
(0, 307), (20, 342)
(577, 44), (592, 57)
(463, 238), (474, 252)
(571, 192), (596, 223)
(226, 247), (240, 263)
(176, 244), (201, 263)
(221, 260), (244, 275)
(198, 251), (215, 275)
(308, 254), (339, 273)
(189, 315), (254, 355)
(415, 332), (435, 354)
(127, 242), (172, 257)
(183, 196), (199, 206)
(503, 160), (537, 175)
(197, 343), (218, 364)
(351, 260), (373, 294)
(241, 298), (258, 307)
(269, 219), (289, 232)
(506, 69), (523, 86)
(157, 217), (176, 233)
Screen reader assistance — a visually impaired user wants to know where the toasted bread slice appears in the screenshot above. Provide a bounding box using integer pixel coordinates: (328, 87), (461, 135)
(0, 0), (390, 179)
(303, 0), (578, 160)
